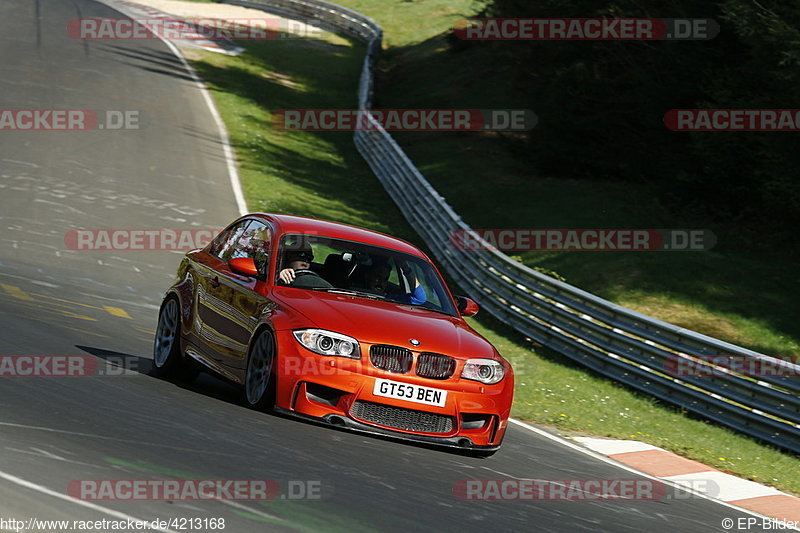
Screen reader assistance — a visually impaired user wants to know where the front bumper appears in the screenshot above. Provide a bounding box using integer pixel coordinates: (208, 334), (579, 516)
(273, 406), (501, 452)
(273, 330), (513, 449)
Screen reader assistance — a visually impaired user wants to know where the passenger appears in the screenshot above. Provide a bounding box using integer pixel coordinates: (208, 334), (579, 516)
(363, 259), (426, 305)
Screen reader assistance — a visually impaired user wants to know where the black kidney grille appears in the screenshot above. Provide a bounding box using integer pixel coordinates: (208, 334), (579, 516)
(351, 400), (454, 434)
(370, 345), (413, 374)
(416, 353), (456, 379)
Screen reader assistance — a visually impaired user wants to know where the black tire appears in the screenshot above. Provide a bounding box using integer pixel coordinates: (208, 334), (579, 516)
(244, 329), (277, 411)
(152, 296), (194, 380)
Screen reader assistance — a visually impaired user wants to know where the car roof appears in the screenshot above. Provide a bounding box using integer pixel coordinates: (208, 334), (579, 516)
(249, 213), (429, 259)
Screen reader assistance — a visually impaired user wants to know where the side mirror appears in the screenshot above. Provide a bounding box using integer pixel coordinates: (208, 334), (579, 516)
(456, 296), (479, 317)
(229, 257), (258, 277)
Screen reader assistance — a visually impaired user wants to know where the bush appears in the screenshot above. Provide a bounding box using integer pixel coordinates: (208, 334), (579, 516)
(476, 0), (800, 249)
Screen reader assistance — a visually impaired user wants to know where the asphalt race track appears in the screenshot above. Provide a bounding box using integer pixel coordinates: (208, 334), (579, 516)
(0, 0), (759, 531)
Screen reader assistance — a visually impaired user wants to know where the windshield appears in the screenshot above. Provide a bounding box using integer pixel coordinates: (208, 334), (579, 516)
(276, 233), (457, 315)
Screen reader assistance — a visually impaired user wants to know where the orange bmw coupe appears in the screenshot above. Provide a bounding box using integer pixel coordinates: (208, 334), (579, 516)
(154, 214), (514, 454)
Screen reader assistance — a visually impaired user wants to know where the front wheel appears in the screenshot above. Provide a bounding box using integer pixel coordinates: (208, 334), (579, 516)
(245, 330), (276, 411)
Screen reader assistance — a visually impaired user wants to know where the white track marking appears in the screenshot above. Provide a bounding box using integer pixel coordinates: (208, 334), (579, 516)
(92, 0), (248, 217)
(158, 37), (248, 216)
(0, 469), (178, 532)
(217, 499), (283, 521)
(509, 418), (799, 530)
(153, 32), (249, 215)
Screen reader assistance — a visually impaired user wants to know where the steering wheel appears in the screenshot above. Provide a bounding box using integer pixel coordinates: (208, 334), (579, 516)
(292, 269), (317, 277)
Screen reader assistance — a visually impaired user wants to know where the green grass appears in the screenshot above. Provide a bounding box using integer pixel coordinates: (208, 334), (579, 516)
(184, 34), (415, 241)
(316, 0), (481, 47)
(326, 0), (800, 358)
(179, 1), (800, 495)
(471, 317), (800, 493)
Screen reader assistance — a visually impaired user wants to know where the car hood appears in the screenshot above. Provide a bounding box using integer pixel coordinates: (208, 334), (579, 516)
(272, 288), (497, 360)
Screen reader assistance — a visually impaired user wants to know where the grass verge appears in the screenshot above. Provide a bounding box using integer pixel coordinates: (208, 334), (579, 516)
(331, 0), (800, 358)
(177, 3), (799, 494)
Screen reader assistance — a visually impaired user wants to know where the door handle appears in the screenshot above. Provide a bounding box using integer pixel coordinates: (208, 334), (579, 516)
(210, 276), (220, 288)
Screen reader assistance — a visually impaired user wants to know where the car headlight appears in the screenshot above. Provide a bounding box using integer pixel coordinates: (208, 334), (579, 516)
(461, 358), (505, 384)
(292, 329), (361, 358)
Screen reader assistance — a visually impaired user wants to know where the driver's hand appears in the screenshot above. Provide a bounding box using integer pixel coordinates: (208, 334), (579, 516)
(279, 268), (296, 284)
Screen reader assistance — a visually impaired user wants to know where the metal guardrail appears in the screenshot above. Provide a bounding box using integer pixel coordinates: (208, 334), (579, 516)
(219, 0), (800, 453)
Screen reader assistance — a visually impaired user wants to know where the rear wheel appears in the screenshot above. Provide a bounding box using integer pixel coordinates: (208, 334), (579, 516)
(245, 330), (276, 410)
(152, 297), (196, 380)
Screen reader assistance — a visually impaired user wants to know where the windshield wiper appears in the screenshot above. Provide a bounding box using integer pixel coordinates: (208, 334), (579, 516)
(310, 288), (387, 300)
(310, 288), (455, 314)
(415, 305), (455, 316)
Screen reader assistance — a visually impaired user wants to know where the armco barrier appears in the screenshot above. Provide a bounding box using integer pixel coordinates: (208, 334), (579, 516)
(218, 0), (800, 453)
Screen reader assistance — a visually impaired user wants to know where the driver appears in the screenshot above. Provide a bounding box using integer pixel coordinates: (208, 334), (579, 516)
(278, 244), (332, 288)
(279, 247), (313, 284)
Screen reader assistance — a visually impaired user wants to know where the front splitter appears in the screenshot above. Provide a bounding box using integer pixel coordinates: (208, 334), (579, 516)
(273, 406), (500, 454)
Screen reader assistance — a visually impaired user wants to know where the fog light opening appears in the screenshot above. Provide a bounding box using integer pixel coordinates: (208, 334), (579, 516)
(306, 382), (346, 407)
(461, 413), (489, 430)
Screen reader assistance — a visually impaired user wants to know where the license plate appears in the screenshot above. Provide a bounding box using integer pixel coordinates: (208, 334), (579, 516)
(372, 378), (447, 407)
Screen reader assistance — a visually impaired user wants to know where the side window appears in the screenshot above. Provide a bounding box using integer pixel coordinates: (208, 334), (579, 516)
(234, 221), (272, 273)
(313, 243), (339, 267)
(208, 225), (238, 257)
(209, 220), (251, 258)
(387, 258), (399, 285)
(215, 220), (252, 262)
